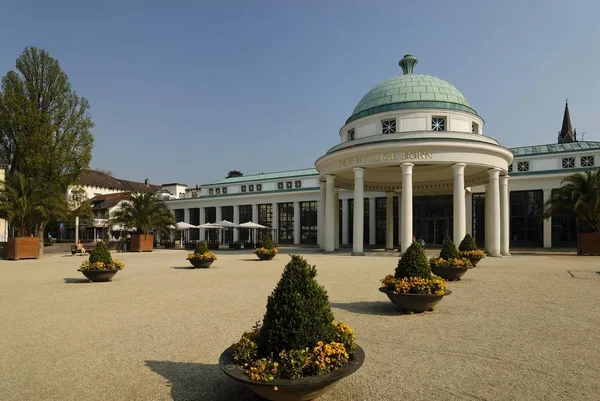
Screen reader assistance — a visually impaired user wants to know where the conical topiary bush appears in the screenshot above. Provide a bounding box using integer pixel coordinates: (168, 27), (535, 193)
(395, 241), (431, 279)
(458, 234), (477, 252)
(258, 234), (274, 250)
(195, 240), (209, 255)
(89, 241), (112, 265)
(439, 237), (460, 260)
(257, 254), (335, 356)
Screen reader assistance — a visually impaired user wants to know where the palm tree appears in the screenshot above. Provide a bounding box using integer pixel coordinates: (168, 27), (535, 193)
(543, 168), (600, 233)
(109, 192), (175, 237)
(0, 172), (67, 253)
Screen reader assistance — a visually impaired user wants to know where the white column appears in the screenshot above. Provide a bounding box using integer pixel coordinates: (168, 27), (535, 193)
(334, 188), (340, 250)
(488, 168), (501, 256)
(465, 190), (473, 236)
(400, 163), (414, 253)
(397, 192), (402, 248)
(293, 201), (301, 245)
(200, 207), (206, 241)
(368, 197), (376, 246)
(500, 176), (511, 255)
(342, 198), (349, 245)
(543, 189), (552, 249)
(215, 207), (222, 244)
(251, 204), (259, 244)
(233, 206), (240, 242)
(185, 208), (191, 223)
(386, 192), (394, 250)
(453, 163), (467, 244)
(215, 207), (221, 223)
(484, 184), (491, 252)
(324, 175), (335, 252)
(318, 181), (326, 248)
(272, 203), (279, 243)
(352, 168), (365, 255)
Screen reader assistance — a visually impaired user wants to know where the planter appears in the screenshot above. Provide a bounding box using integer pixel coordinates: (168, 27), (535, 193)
(379, 287), (452, 313)
(431, 266), (470, 281)
(78, 269), (119, 282)
(257, 253), (276, 261)
(469, 257), (482, 267)
(578, 233), (600, 255)
(130, 234), (153, 252)
(219, 345), (365, 401)
(7, 237), (40, 260)
(189, 258), (215, 268)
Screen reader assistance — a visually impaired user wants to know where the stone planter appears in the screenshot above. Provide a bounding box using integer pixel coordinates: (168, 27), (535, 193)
(257, 253), (276, 261)
(379, 287), (452, 313)
(7, 237), (40, 260)
(469, 257), (482, 267)
(130, 235), (153, 252)
(189, 258), (215, 268)
(219, 345), (365, 401)
(578, 233), (600, 255)
(431, 266), (470, 281)
(78, 269), (119, 282)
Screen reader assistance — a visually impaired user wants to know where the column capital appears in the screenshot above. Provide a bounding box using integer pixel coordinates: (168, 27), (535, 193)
(452, 163), (467, 174)
(499, 175), (510, 186)
(386, 191), (394, 198)
(320, 180), (326, 189)
(325, 174), (336, 184)
(401, 163), (414, 175)
(352, 167), (365, 178)
(488, 168), (501, 180)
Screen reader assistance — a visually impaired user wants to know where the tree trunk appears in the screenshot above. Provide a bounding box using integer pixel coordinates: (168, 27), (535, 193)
(37, 223), (45, 257)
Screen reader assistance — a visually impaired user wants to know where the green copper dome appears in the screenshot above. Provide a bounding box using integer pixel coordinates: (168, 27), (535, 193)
(347, 55), (477, 124)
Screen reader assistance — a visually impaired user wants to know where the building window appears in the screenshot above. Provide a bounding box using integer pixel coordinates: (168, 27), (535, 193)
(562, 157), (575, 169)
(581, 156), (594, 167)
(382, 119), (396, 134)
(209, 188), (214, 195)
(241, 185), (246, 192)
(517, 161), (530, 172)
(249, 184), (254, 192)
(215, 188), (220, 195)
(257, 184), (262, 191)
(278, 182), (284, 190)
(431, 117), (446, 131)
(510, 190), (544, 247)
(471, 122), (478, 134)
(222, 187), (227, 194)
(300, 201), (318, 244)
(348, 129), (355, 141)
(278, 203), (294, 244)
(295, 180), (301, 188)
(508, 164), (513, 173)
(174, 209), (185, 222)
(258, 204), (273, 228)
(286, 181), (292, 189)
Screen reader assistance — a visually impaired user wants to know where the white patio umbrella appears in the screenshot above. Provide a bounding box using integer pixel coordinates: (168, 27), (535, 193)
(239, 221), (268, 243)
(197, 223), (220, 229)
(214, 220), (240, 228)
(174, 222), (198, 247)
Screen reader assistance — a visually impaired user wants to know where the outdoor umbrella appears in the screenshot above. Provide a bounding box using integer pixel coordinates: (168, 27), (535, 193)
(174, 221), (198, 246)
(239, 221), (268, 243)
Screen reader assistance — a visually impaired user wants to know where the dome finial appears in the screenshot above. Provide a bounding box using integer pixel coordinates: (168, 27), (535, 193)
(399, 54), (418, 75)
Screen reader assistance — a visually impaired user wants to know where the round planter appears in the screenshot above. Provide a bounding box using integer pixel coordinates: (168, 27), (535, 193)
(78, 269), (119, 282)
(431, 266), (470, 281)
(219, 345), (365, 401)
(379, 287), (452, 314)
(469, 257), (482, 267)
(257, 253), (276, 261)
(189, 258), (215, 268)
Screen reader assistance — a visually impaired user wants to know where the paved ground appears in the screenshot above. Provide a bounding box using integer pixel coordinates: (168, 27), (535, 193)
(1, 249), (599, 401)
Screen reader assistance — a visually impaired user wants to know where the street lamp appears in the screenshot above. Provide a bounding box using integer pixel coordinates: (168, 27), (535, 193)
(72, 193), (81, 245)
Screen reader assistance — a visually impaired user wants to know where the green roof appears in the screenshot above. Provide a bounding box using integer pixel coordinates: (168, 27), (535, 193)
(205, 168), (318, 185)
(510, 141), (600, 156)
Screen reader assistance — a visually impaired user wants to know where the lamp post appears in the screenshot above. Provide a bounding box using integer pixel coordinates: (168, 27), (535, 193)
(72, 193), (81, 245)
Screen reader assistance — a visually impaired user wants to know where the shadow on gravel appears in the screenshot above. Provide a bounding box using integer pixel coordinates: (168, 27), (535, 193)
(330, 301), (401, 316)
(145, 360), (260, 401)
(170, 266), (195, 270)
(63, 277), (90, 284)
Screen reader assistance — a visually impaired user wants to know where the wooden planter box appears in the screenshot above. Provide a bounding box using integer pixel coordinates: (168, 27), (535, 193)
(7, 237), (40, 260)
(130, 234), (154, 252)
(577, 233), (600, 255)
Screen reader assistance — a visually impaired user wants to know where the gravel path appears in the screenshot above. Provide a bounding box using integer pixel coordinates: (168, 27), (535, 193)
(1, 249), (599, 401)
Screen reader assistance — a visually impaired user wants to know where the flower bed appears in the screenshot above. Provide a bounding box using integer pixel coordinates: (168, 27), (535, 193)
(429, 257), (473, 269)
(380, 274), (446, 296)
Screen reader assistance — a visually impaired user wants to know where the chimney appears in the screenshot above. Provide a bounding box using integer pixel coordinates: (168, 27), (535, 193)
(144, 178), (149, 186)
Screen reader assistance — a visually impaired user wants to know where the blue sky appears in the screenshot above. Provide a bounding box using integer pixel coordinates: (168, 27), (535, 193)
(1, 0), (599, 186)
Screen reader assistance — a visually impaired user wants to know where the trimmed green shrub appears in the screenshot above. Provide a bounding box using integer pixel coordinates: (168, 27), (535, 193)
(257, 254), (335, 357)
(89, 241), (112, 265)
(439, 237), (460, 260)
(458, 234), (477, 252)
(195, 240), (209, 255)
(258, 234), (274, 250)
(395, 241), (430, 279)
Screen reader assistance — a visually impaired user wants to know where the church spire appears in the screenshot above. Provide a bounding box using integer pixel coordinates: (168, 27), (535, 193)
(558, 100), (576, 144)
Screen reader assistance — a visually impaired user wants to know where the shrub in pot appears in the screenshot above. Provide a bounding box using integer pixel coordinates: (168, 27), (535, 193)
(220, 255), (364, 400)
(380, 241), (450, 313)
(186, 240), (217, 268)
(255, 235), (279, 260)
(428, 237), (473, 281)
(78, 241), (125, 282)
(458, 234), (486, 266)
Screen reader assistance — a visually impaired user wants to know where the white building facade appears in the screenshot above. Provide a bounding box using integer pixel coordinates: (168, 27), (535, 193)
(166, 55), (599, 252)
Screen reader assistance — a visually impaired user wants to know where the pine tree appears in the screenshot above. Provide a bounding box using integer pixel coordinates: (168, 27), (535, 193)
(395, 242), (431, 278)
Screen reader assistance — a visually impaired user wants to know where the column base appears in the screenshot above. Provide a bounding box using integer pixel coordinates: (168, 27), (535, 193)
(501, 252), (511, 256)
(489, 253), (503, 257)
(351, 252), (365, 256)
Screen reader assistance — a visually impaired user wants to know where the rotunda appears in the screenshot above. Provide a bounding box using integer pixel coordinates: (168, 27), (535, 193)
(315, 54), (513, 256)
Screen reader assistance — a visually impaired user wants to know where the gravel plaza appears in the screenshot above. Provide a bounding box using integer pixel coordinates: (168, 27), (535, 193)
(1, 249), (599, 401)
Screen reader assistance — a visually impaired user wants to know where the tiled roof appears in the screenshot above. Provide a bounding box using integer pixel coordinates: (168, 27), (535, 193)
(77, 170), (161, 193)
(510, 141), (600, 156)
(89, 193), (128, 210)
(206, 168), (319, 185)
